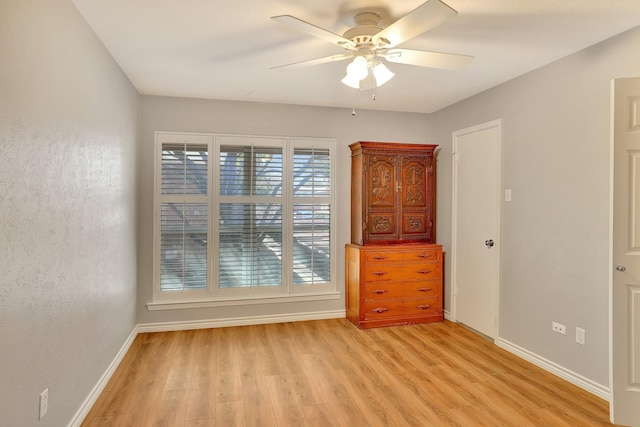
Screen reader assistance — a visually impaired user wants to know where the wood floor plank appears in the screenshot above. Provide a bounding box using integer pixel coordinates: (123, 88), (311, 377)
(333, 380), (403, 427)
(154, 389), (189, 427)
(82, 320), (619, 427)
(184, 419), (216, 427)
(300, 352), (378, 427)
(216, 369), (242, 403)
(241, 375), (278, 427)
(215, 401), (245, 427)
(446, 404), (504, 427)
(190, 329), (218, 390)
(265, 373), (308, 426)
(165, 330), (199, 391)
(302, 403), (342, 427)
(186, 387), (216, 423)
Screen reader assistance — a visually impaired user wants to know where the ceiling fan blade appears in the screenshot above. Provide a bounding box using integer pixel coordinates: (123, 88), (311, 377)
(382, 48), (473, 70)
(271, 53), (353, 70)
(372, 0), (457, 49)
(272, 15), (357, 50)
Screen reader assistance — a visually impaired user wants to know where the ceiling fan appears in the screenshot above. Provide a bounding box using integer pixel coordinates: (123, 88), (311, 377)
(271, 0), (473, 90)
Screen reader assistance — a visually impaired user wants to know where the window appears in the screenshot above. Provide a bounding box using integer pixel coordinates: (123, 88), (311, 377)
(153, 133), (336, 305)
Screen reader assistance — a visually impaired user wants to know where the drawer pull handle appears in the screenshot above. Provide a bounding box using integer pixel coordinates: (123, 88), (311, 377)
(418, 269), (432, 274)
(372, 307), (389, 313)
(417, 287), (433, 292)
(417, 304), (432, 310)
(418, 253), (432, 259)
(372, 271), (388, 276)
(372, 289), (388, 294)
(372, 255), (387, 260)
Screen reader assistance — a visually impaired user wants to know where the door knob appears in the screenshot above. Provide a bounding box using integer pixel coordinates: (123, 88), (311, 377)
(485, 239), (494, 248)
(616, 265), (626, 272)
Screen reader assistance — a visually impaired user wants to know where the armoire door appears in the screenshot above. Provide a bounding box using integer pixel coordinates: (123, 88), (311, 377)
(400, 154), (434, 242)
(365, 153), (399, 242)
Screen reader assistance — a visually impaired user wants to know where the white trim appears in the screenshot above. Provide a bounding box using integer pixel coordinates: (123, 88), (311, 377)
(146, 291), (341, 311)
(67, 326), (139, 427)
(444, 309), (454, 321)
(496, 337), (610, 401)
(137, 309), (346, 332)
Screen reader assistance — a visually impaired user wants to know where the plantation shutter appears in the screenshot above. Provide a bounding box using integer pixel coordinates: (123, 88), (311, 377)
(159, 143), (209, 291)
(218, 143), (283, 288)
(292, 147), (331, 285)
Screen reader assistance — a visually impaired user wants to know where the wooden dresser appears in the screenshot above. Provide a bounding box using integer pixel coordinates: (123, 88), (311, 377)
(346, 243), (443, 328)
(347, 141), (443, 328)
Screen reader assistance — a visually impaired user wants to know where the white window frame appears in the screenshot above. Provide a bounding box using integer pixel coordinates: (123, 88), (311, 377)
(150, 132), (338, 310)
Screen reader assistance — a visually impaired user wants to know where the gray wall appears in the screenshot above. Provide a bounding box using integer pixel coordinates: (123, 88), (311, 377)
(0, 1), (139, 425)
(137, 96), (431, 324)
(432, 25), (640, 387)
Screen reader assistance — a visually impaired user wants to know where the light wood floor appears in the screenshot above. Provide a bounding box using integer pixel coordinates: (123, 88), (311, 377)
(82, 319), (617, 426)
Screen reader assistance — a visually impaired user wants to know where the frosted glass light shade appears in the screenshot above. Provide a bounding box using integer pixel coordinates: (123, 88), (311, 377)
(341, 73), (361, 89)
(342, 56), (369, 88)
(347, 56), (368, 80)
(372, 62), (395, 87)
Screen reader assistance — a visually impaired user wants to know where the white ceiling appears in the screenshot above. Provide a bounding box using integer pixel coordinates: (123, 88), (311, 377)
(72, 0), (640, 114)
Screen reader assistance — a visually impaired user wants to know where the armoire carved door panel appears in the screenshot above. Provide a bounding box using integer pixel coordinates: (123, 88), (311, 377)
(368, 156), (396, 207)
(400, 155), (433, 240)
(366, 155), (398, 239)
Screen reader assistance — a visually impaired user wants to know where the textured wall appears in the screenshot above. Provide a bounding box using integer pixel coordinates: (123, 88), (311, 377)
(431, 25), (640, 387)
(137, 96), (431, 325)
(0, 1), (139, 425)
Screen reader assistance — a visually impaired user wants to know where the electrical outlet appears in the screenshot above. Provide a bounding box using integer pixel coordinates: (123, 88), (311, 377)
(552, 322), (566, 335)
(576, 327), (586, 345)
(39, 388), (48, 420)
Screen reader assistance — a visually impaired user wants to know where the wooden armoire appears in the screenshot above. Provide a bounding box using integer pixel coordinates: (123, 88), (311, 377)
(346, 141), (443, 329)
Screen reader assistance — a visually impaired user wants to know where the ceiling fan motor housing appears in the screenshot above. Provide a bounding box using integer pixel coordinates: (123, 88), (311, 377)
(342, 12), (384, 46)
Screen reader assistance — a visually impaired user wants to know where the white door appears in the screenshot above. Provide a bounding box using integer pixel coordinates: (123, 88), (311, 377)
(452, 120), (501, 339)
(610, 77), (640, 426)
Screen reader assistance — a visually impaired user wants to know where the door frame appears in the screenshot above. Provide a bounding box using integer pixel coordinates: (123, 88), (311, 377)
(451, 119), (503, 339)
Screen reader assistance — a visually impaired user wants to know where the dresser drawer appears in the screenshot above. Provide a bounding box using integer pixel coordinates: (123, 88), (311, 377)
(363, 249), (440, 263)
(364, 261), (440, 282)
(364, 297), (440, 320)
(365, 281), (439, 300)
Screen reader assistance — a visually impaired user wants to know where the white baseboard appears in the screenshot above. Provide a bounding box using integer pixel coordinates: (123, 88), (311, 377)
(495, 337), (610, 401)
(68, 326), (139, 427)
(137, 309), (346, 333)
(444, 309), (453, 321)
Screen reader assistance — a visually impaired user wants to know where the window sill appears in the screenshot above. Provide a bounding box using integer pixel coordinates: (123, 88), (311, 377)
(146, 291), (341, 311)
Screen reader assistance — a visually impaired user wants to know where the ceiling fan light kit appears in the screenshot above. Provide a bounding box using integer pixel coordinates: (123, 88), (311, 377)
(341, 56), (395, 89)
(271, 0), (473, 91)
